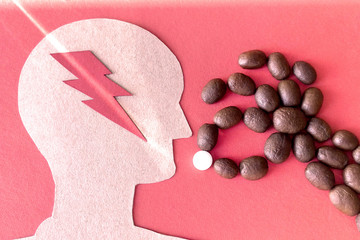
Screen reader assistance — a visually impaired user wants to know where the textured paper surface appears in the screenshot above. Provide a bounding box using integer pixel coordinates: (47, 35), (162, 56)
(18, 18), (191, 239)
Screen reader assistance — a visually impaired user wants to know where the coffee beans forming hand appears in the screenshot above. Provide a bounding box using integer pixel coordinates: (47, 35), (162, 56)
(197, 49), (360, 232)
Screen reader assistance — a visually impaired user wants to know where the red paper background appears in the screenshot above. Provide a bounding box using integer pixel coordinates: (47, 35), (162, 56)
(1, 1), (360, 239)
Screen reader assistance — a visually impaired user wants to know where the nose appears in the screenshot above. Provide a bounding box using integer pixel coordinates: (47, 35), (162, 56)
(172, 104), (192, 140)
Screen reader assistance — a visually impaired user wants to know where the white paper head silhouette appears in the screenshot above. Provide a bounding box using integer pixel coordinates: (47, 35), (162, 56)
(18, 19), (191, 239)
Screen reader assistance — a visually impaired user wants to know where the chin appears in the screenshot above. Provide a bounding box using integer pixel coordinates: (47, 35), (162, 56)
(139, 158), (176, 184)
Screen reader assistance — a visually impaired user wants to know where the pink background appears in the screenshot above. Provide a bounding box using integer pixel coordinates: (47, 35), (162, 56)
(1, 1), (360, 239)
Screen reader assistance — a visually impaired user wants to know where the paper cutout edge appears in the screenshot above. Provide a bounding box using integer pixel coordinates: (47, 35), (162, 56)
(17, 18), (191, 239)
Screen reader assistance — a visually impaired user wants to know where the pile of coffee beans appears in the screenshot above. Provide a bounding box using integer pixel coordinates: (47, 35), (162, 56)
(194, 49), (360, 231)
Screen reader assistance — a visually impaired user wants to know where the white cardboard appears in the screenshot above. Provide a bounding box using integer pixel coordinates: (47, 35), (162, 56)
(18, 18), (191, 239)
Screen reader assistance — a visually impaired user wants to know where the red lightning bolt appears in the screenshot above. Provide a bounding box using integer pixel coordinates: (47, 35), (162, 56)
(51, 50), (146, 141)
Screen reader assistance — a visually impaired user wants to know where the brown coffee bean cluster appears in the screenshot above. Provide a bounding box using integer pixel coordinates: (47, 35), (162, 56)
(198, 49), (360, 231)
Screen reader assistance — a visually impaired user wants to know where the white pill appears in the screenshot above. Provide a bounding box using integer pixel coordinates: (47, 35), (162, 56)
(193, 150), (213, 171)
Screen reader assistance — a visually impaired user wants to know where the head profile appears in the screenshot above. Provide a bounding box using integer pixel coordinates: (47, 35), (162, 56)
(19, 19), (191, 185)
(18, 18), (192, 239)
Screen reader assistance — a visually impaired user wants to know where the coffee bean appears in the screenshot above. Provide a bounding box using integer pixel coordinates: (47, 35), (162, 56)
(277, 80), (301, 106)
(353, 146), (360, 164)
(293, 133), (316, 162)
(273, 107), (307, 134)
(214, 158), (239, 179)
(306, 117), (332, 142)
(243, 107), (271, 133)
(201, 78), (227, 104)
(213, 106), (242, 129)
(240, 156), (268, 180)
(332, 130), (359, 151)
(238, 50), (267, 69)
(267, 52), (291, 80)
(228, 73), (256, 96)
(301, 87), (323, 116)
(255, 84), (280, 112)
(356, 214), (360, 231)
(264, 132), (291, 164)
(293, 61), (317, 85)
(329, 185), (360, 216)
(305, 162), (335, 190)
(197, 123), (218, 151)
(317, 146), (349, 169)
(343, 164), (360, 193)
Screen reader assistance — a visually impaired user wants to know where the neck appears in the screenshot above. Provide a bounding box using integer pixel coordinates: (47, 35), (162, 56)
(51, 167), (136, 227)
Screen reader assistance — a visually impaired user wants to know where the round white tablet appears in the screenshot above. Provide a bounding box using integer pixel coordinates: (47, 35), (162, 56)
(193, 150), (213, 171)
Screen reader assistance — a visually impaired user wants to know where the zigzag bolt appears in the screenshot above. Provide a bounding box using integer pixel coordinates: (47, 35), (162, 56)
(51, 50), (146, 141)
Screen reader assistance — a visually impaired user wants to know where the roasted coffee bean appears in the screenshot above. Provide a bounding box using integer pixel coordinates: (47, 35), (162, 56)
(228, 73), (256, 96)
(213, 106), (242, 129)
(332, 130), (359, 151)
(267, 52), (291, 80)
(356, 214), (360, 231)
(264, 132), (291, 163)
(317, 146), (349, 169)
(255, 84), (280, 112)
(329, 185), (360, 216)
(307, 117), (332, 142)
(343, 164), (360, 193)
(201, 78), (227, 104)
(197, 124), (218, 151)
(243, 107), (271, 133)
(240, 156), (268, 180)
(293, 133), (316, 162)
(301, 87), (323, 116)
(273, 107), (307, 134)
(353, 146), (360, 164)
(238, 50), (267, 69)
(214, 158), (239, 179)
(293, 61), (317, 85)
(305, 162), (335, 190)
(277, 80), (301, 106)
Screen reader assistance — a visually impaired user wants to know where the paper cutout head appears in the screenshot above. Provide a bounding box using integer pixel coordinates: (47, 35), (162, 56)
(18, 18), (191, 239)
(19, 19), (191, 185)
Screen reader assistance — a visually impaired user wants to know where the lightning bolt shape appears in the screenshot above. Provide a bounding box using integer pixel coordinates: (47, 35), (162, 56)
(51, 50), (146, 141)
